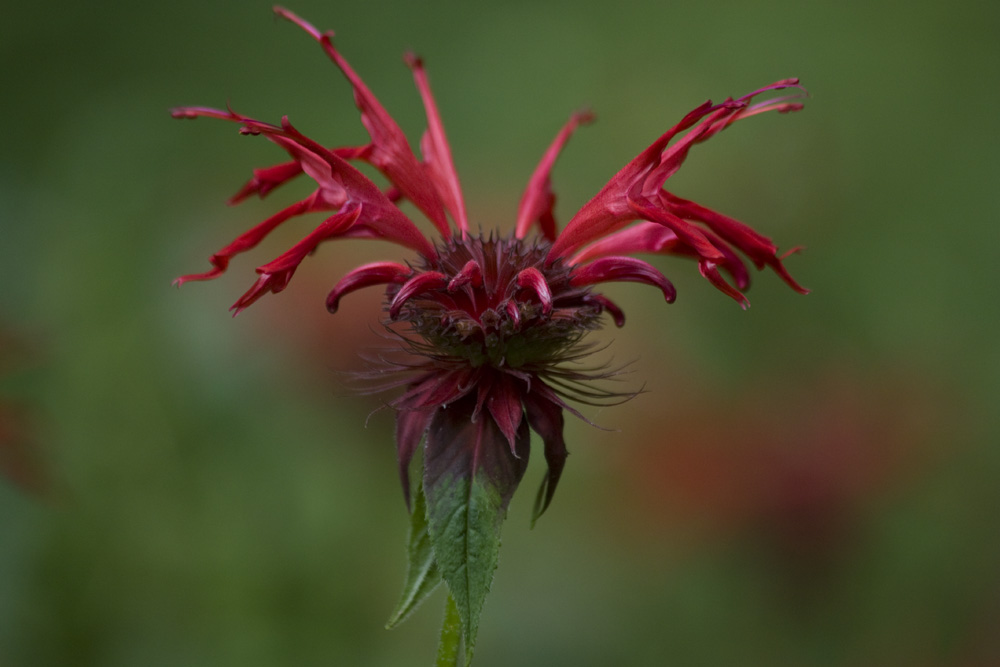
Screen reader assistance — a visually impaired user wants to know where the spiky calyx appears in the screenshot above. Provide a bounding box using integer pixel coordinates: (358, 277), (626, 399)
(389, 234), (605, 369)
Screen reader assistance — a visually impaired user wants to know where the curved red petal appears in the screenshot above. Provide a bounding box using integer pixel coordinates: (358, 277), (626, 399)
(228, 160), (304, 204)
(504, 300), (521, 329)
(326, 261), (412, 313)
(447, 260), (483, 292)
(274, 7), (450, 236)
(172, 105), (435, 260)
(515, 267), (553, 314)
(569, 221), (679, 265)
(585, 294), (626, 327)
(174, 198), (314, 287)
(570, 256), (676, 303)
(389, 271), (448, 319)
(405, 53), (469, 235)
(699, 261), (750, 309)
(229, 206), (363, 315)
(549, 80), (806, 296)
(568, 220), (752, 296)
(547, 100), (719, 261)
(627, 197), (725, 262)
(226, 145), (374, 205)
(661, 191), (808, 294)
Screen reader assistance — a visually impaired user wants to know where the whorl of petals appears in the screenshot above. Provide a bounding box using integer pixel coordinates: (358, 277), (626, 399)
(174, 10), (808, 520)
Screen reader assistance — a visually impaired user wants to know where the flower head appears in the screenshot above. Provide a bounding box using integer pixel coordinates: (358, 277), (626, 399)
(173, 7), (807, 656)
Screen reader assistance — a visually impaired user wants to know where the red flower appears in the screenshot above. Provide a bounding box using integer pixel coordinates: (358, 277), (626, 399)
(174, 8), (806, 523)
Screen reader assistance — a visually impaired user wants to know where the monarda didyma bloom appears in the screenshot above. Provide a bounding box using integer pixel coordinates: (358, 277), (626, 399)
(173, 7), (807, 663)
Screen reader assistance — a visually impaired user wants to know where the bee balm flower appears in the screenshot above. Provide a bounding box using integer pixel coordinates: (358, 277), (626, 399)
(173, 7), (807, 660)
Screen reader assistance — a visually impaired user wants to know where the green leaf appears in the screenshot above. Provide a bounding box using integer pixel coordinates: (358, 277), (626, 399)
(427, 472), (499, 665)
(386, 481), (442, 629)
(423, 396), (530, 665)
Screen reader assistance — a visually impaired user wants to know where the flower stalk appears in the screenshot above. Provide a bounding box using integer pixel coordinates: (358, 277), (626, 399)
(436, 594), (462, 667)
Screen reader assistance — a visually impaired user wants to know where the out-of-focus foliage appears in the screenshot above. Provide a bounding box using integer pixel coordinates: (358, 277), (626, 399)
(2, 1), (997, 665)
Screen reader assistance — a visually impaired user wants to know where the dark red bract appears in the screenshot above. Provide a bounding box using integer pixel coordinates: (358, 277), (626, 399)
(174, 7), (807, 519)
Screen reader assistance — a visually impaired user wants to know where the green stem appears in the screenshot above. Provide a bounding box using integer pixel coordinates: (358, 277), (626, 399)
(435, 593), (462, 667)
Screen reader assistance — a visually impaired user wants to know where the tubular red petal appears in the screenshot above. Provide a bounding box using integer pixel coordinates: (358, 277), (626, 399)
(515, 110), (594, 241)
(260, 117), (436, 256)
(742, 92), (807, 116)
(550, 81), (806, 270)
(661, 192), (808, 293)
(389, 271), (448, 319)
(548, 100), (720, 261)
(768, 250), (810, 294)
(170, 106), (241, 121)
(516, 267), (553, 314)
(228, 273), (280, 316)
(504, 301), (521, 329)
(447, 260), (483, 291)
(405, 53), (469, 235)
(699, 228), (752, 290)
(227, 145), (372, 205)
(650, 84), (806, 190)
(663, 191), (774, 262)
(739, 78), (805, 101)
(173, 266), (224, 286)
(642, 106), (744, 200)
(326, 261), (412, 313)
(568, 220), (751, 294)
(571, 197), (758, 304)
(174, 197), (316, 287)
(569, 222), (680, 265)
(229, 206), (362, 315)
(585, 294), (626, 327)
(228, 160), (304, 204)
(274, 7), (450, 236)
(699, 261), (750, 309)
(570, 256), (676, 303)
(628, 197), (726, 262)
(172, 105), (435, 259)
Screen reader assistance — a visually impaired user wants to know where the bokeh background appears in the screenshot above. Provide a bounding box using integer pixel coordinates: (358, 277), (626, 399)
(3, 0), (998, 665)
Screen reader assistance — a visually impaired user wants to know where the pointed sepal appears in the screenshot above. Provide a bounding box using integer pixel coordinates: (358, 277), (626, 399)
(396, 406), (434, 510)
(524, 391), (568, 527)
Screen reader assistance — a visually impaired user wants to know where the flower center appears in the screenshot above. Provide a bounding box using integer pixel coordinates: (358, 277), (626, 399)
(389, 234), (603, 368)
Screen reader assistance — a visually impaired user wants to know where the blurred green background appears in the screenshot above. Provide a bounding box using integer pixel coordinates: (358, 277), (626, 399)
(2, 0), (998, 665)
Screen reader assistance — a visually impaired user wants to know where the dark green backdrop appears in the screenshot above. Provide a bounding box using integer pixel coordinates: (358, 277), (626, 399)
(2, 1), (998, 665)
